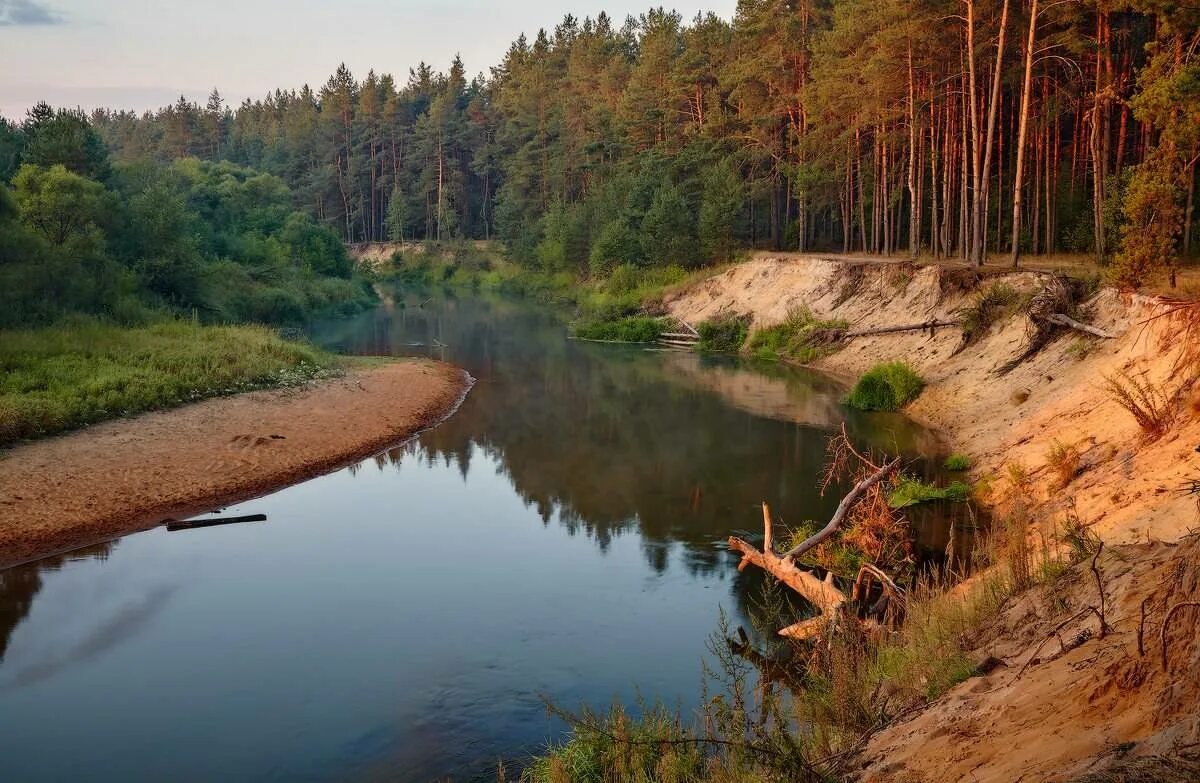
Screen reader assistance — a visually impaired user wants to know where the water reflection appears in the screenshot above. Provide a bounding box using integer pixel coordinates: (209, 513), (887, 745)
(316, 288), (954, 579)
(0, 542), (113, 662)
(0, 289), (970, 781)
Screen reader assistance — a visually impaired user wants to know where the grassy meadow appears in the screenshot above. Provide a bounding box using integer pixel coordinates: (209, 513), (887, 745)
(0, 318), (337, 445)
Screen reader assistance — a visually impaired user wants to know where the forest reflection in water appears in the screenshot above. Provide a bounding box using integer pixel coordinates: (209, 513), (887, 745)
(0, 288), (974, 781)
(320, 287), (966, 580)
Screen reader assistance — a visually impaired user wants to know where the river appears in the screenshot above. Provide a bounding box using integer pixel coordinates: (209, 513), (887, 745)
(0, 288), (965, 781)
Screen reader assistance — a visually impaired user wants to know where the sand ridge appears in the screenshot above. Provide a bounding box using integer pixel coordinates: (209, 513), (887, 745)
(0, 360), (471, 569)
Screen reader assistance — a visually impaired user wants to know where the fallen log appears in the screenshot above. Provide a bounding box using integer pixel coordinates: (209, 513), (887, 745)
(165, 513), (267, 531)
(840, 319), (960, 338)
(729, 510), (849, 616)
(659, 332), (700, 340)
(658, 338), (699, 348)
(1043, 312), (1117, 339)
(727, 456), (902, 639)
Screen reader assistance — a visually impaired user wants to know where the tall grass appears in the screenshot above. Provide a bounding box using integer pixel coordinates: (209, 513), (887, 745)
(573, 316), (664, 343)
(844, 361), (925, 411)
(0, 318), (336, 444)
(745, 307), (847, 363)
(1101, 370), (1177, 440)
(697, 314), (750, 353)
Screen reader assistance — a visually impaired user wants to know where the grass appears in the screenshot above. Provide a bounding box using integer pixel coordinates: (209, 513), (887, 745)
(745, 307), (847, 363)
(0, 318), (337, 444)
(844, 361), (925, 411)
(573, 316), (664, 343)
(519, 703), (707, 783)
(1045, 440), (1082, 488)
(888, 475), (972, 508)
(1101, 370), (1178, 441)
(696, 314), (750, 353)
(943, 453), (971, 471)
(956, 283), (1024, 348)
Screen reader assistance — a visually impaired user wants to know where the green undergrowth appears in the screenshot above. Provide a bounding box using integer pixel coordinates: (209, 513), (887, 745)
(573, 316), (664, 343)
(888, 475), (972, 508)
(383, 245), (719, 321)
(696, 314), (750, 352)
(844, 361), (925, 411)
(746, 307), (847, 363)
(0, 318), (337, 444)
(943, 453), (971, 471)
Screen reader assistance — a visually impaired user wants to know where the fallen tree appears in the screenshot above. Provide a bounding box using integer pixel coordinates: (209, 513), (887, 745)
(728, 436), (904, 641)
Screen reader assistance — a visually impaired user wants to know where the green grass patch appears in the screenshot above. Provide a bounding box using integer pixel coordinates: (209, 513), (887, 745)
(888, 475), (972, 508)
(844, 361), (925, 411)
(0, 318), (337, 444)
(696, 314), (750, 353)
(573, 316), (664, 343)
(943, 453), (971, 471)
(746, 306), (847, 363)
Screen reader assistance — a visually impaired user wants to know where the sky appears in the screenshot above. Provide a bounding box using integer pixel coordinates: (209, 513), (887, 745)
(0, 0), (739, 120)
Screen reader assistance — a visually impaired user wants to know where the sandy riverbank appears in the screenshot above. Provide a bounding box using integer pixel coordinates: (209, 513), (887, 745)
(667, 254), (1200, 545)
(666, 253), (1200, 781)
(0, 360), (471, 569)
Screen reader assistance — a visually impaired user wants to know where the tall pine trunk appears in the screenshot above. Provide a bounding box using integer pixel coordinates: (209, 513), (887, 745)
(1010, 0), (1038, 267)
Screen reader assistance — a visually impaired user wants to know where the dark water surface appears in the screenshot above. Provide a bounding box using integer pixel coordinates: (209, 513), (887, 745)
(0, 289), (961, 781)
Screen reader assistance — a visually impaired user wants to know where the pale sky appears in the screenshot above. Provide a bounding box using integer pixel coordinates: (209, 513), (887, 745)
(0, 0), (738, 120)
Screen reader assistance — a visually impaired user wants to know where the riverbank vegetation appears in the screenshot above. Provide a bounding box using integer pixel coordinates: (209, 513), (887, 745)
(844, 362), (925, 411)
(0, 319), (336, 445)
(0, 108), (375, 329)
(746, 308), (848, 363)
(0, 105), (372, 440)
(518, 442), (1094, 783)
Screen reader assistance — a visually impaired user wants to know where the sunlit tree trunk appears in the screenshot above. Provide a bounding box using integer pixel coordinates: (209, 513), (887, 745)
(1010, 0), (1038, 267)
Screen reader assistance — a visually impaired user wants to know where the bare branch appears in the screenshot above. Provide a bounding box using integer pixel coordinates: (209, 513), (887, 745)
(783, 457), (902, 561)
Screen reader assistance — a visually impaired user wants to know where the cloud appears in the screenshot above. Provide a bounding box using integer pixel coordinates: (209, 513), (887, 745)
(0, 0), (63, 26)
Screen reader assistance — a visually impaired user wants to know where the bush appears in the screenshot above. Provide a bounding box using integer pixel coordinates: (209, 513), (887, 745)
(943, 453), (971, 471)
(845, 361), (925, 411)
(696, 314), (749, 353)
(746, 306), (846, 362)
(1101, 370), (1177, 440)
(573, 316), (663, 343)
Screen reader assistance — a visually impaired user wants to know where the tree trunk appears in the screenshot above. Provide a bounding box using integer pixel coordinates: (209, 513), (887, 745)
(908, 42), (919, 261)
(972, 0), (1010, 266)
(1010, 0), (1039, 267)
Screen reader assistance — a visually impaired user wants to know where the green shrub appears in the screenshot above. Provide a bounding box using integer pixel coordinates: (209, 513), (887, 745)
(573, 316), (663, 343)
(746, 306), (847, 363)
(845, 361), (925, 411)
(696, 313), (749, 352)
(943, 453), (971, 471)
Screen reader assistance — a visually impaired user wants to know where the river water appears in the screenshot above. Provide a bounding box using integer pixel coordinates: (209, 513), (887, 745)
(0, 289), (963, 781)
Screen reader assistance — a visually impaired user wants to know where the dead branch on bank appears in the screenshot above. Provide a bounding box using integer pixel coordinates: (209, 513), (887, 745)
(1160, 601), (1200, 672)
(998, 275), (1117, 374)
(727, 434), (904, 641)
(837, 319), (961, 340)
